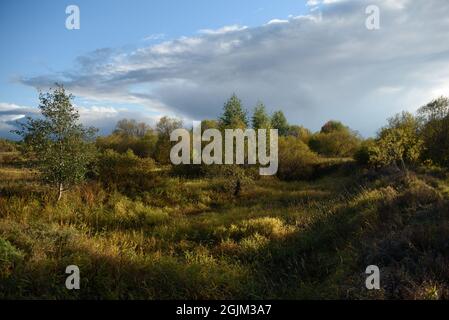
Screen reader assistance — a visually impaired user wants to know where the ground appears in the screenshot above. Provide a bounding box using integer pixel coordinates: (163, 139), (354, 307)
(1, 152), (448, 299)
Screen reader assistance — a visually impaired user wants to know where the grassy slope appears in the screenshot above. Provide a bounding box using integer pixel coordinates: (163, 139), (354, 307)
(0, 154), (448, 299)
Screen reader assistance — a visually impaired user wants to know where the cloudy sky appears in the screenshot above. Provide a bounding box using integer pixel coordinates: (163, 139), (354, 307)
(1, 0), (449, 139)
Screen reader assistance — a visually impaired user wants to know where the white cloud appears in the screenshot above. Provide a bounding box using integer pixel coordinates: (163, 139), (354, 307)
(142, 33), (166, 42)
(198, 25), (248, 35)
(19, 0), (449, 136)
(266, 19), (289, 25)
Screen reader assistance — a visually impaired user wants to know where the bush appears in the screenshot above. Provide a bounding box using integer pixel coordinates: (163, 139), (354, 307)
(366, 112), (423, 168)
(0, 139), (17, 152)
(0, 238), (24, 278)
(97, 149), (160, 193)
(309, 130), (361, 157)
(96, 131), (157, 158)
(277, 136), (319, 180)
(417, 97), (449, 168)
(354, 139), (376, 166)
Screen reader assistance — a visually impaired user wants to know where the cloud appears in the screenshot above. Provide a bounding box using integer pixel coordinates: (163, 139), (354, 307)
(142, 33), (166, 42)
(0, 102), (159, 139)
(19, 0), (449, 137)
(198, 25), (248, 35)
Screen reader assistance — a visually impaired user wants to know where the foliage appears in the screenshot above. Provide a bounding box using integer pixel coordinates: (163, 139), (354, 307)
(113, 119), (151, 138)
(368, 112), (423, 168)
(271, 110), (289, 136)
(251, 102), (271, 129)
(219, 94), (248, 128)
(97, 149), (159, 193)
(154, 116), (183, 164)
(286, 125), (312, 144)
(309, 123), (361, 157)
(96, 130), (158, 158)
(417, 97), (449, 167)
(13, 85), (97, 200)
(320, 120), (346, 134)
(277, 136), (319, 180)
(0, 139), (17, 152)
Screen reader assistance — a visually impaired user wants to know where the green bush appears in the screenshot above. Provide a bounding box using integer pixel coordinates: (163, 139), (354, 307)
(354, 139), (376, 166)
(96, 131), (157, 158)
(309, 130), (361, 157)
(366, 112), (423, 168)
(277, 136), (319, 180)
(0, 238), (24, 278)
(97, 149), (160, 193)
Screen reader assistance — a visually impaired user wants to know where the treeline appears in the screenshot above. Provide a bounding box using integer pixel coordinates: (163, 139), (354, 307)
(97, 93), (362, 163)
(355, 97), (449, 170)
(10, 85), (449, 200)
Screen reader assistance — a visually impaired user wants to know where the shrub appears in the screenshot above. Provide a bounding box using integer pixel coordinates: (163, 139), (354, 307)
(277, 136), (319, 180)
(0, 238), (24, 277)
(368, 112), (423, 169)
(97, 149), (160, 193)
(96, 131), (157, 158)
(354, 139), (376, 166)
(0, 139), (17, 152)
(309, 130), (361, 157)
(417, 97), (449, 168)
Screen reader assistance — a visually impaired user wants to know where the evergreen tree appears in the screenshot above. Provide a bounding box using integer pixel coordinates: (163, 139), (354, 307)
(219, 94), (248, 128)
(271, 110), (289, 136)
(251, 102), (271, 129)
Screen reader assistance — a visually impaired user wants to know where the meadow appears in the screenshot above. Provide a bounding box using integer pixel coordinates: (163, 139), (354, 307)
(1, 149), (448, 299)
(1, 90), (449, 300)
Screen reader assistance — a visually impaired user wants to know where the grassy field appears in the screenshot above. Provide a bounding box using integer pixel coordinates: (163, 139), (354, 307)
(1, 152), (449, 299)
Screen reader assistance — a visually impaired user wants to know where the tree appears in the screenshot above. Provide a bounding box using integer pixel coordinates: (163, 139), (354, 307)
(114, 119), (150, 138)
(309, 121), (361, 157)
(286, 125), (312, 144)
(271, 111), (289, 136)
(320, 120), (346, 134)
(369, 112), (423, 169)
(97, 119), (158, 158)
(277, 136), (318, 181)
(155, 116), (183, 164)
(417, 96), (449, 167)
(251, 102), (271, 129)
(14, 85), (97, 201)
(219, 94), (248, 128)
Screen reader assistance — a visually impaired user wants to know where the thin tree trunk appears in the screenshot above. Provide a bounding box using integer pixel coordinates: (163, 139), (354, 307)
(57, 182), (63, 202)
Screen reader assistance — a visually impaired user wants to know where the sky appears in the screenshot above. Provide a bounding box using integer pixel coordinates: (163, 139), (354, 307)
(1, 0), (449, 139)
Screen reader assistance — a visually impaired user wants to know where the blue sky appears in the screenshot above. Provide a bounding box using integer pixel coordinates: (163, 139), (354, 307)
(1, 0), (449, 139)
(0, 0), (308, 107)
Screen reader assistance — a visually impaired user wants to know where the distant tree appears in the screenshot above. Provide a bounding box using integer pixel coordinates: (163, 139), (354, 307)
(271, 111), (289, 136)
(417, 96), (449, 167)
(286, 125), (312, 144)
(251, 102), (271, 129)
(114, 119), (150, 138)
(219, 94), (248, 128)
(309, 121), (361, 157)
(97, 119), (157, 158)
(201, 119), (219, 132)
(14, 85), (97, 201)
(155, 116), (183, 164)
(320, 120), (346, 134)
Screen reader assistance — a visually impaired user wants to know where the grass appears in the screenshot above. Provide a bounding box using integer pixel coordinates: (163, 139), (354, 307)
(0, 154), (448, 299)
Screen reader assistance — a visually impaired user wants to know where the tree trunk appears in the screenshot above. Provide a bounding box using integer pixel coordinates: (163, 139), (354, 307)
(400, 157), (410, 179)
(234, 179), (241, 197)
(57, 182), (63, 202)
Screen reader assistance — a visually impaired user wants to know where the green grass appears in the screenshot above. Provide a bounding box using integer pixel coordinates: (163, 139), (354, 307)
(0, 155), (448, 299)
